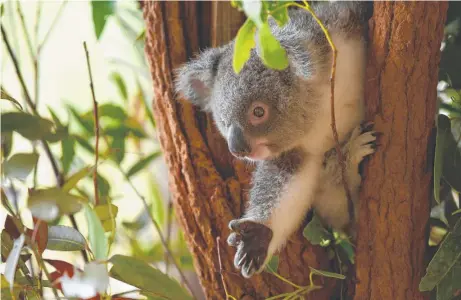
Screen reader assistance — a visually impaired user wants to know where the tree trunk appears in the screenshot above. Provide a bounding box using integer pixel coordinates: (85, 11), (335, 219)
(142, 1), (448, 299)
(355, 2), (448, 300)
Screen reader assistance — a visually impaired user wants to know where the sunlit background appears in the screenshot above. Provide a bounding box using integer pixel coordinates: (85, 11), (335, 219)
(1, 0), (205, 298)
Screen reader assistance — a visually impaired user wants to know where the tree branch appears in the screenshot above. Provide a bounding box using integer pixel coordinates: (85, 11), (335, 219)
(83, 42), (100, 206)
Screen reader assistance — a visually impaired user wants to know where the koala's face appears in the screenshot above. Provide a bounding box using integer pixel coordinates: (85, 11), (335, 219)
(175, 45), (316, 161)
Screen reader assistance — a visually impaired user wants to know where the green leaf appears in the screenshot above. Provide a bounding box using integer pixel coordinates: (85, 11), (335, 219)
(97, 173), (111, 198)
(126, 152), (161, 178)
(1, 87), (23, 110)
(442, 132), (461, 193)
(85, 204), (108, 260)
(63, 166), (93, 192)
(419, 217), (461, 291)
(91, 103), (127, 121)
(309, 266), (345, 280)
(94, 204), (118, 221)
(337, 240), (355, 264)
(111, 135), (125, 163)
(91, 0), (115, 39)
(28, 188), (85, 222)
(4, 234), (25, 288)
(258, 22), (289, 70)
(303, 214), (332, 246)
(435, 114), (452, 203)
(1, 131), (13, 158)
(150, 181), (165, 229)
(2, 152), (39, 181)
(47, 107), (64, 127)
(61, 138), (75, 175)
(68, 107), (94, 134)
(109, 255), (193, 300)
(233, 19), (257, 74)
(110, 73), (128, 101)
(46, 225), (86, 251)
(74, 134), (95, 153)
(266, 255), (279, 272)
(1, 112), (54, 141)
(271, 5), (289, 27)
(436, 259), (461, 300)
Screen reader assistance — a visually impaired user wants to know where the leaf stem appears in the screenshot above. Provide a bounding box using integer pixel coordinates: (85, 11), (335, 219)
(83, 42), (100, 206)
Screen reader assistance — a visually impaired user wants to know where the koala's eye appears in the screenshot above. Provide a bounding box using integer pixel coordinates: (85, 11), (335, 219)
(248, 101), (269, 126)
(253, 107), (265, 118)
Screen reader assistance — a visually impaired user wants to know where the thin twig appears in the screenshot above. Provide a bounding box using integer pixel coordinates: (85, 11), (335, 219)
(216, 237), (236, 300)
(119, 167), (197, 299)
(165, 200), (173, 274)
(83, 42), (100, 206)
(16, 2), (35, 66)
(2, 24), (88, 263)
(38, 0), (68, 53)
(34, 2), (42, 105)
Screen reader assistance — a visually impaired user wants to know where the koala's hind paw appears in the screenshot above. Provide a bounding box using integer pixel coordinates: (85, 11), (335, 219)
(227, 219), (273, 278)
(349, 124), (379, 166)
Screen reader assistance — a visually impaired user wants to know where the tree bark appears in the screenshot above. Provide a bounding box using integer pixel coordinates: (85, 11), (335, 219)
(355, 2), (448, 300)
(142, 1), (448, 300)
(142, 1), (333, 299)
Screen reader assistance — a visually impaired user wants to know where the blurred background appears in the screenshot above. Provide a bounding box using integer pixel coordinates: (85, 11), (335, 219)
(1, 0), (205, 298)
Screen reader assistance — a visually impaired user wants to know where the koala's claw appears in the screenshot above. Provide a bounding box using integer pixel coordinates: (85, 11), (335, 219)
(227, 219), (273, 278)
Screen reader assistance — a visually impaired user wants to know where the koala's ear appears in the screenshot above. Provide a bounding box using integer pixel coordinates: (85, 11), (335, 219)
(174, 47), (223, 110)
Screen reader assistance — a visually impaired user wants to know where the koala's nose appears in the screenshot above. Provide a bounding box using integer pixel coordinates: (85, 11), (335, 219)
(228, 125), (251, 157)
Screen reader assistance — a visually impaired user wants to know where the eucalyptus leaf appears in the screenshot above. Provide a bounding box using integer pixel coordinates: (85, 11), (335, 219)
(419, 217), (461, 291)
(61, 138), (75, 175)
(436, 259), (461, 300)
(85, 204), (108, 260)
(28, 188), (85, 222)
(111, 135), (125, 163)
(47, 225), (86, 251)
(309, 266), (345, 280)
(266, 255), (279, 272)
(109, 255), (193, 300)
(3, 152), (39, 181)
(233, 19), (256, 74)
(110, 73), (128, 101)
(271, 5), (289, 26)
(1, 112), (54, 141)
(68, 107), (94, 134)
(91, 0), (115, 39)
(435, 114), (452, 203)
(1, 87), (23, 110)
(126, 152), (161, 178)
(4, 234), (25, 288)
(63, 166), (93, 192)
(258, 22), (289, 70)
(74, 134), (95, 153)
(303, 214), (332, 245)
(1, 131), (13, 158)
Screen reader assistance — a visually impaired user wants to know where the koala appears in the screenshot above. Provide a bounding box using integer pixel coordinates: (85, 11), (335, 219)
(175, 1), (375, 278)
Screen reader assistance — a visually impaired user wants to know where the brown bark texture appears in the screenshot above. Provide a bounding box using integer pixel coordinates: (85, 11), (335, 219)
(142, 1), (448, 300)
(355, 2), (448, 300)
(142, 1), (334, 299)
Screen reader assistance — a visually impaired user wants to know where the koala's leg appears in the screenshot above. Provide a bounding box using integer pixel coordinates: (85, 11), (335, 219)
(314, 123), (377, 232)
(227, 151), (323, 278)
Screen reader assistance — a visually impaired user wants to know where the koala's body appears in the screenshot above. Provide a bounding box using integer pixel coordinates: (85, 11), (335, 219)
(176, 1), (375, 278)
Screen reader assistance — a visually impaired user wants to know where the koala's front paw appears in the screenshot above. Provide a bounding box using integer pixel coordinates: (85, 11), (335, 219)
(227, 219), (273, 278)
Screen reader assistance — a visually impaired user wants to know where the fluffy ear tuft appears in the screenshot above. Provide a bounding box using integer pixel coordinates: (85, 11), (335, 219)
(174, 47), (223, 110)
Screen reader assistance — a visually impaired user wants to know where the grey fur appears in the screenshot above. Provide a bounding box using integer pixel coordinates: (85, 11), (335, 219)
(175, 1), (373, 278)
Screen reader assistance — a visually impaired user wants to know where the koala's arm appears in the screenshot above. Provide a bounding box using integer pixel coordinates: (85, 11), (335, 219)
(227, 151), (325, 278)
